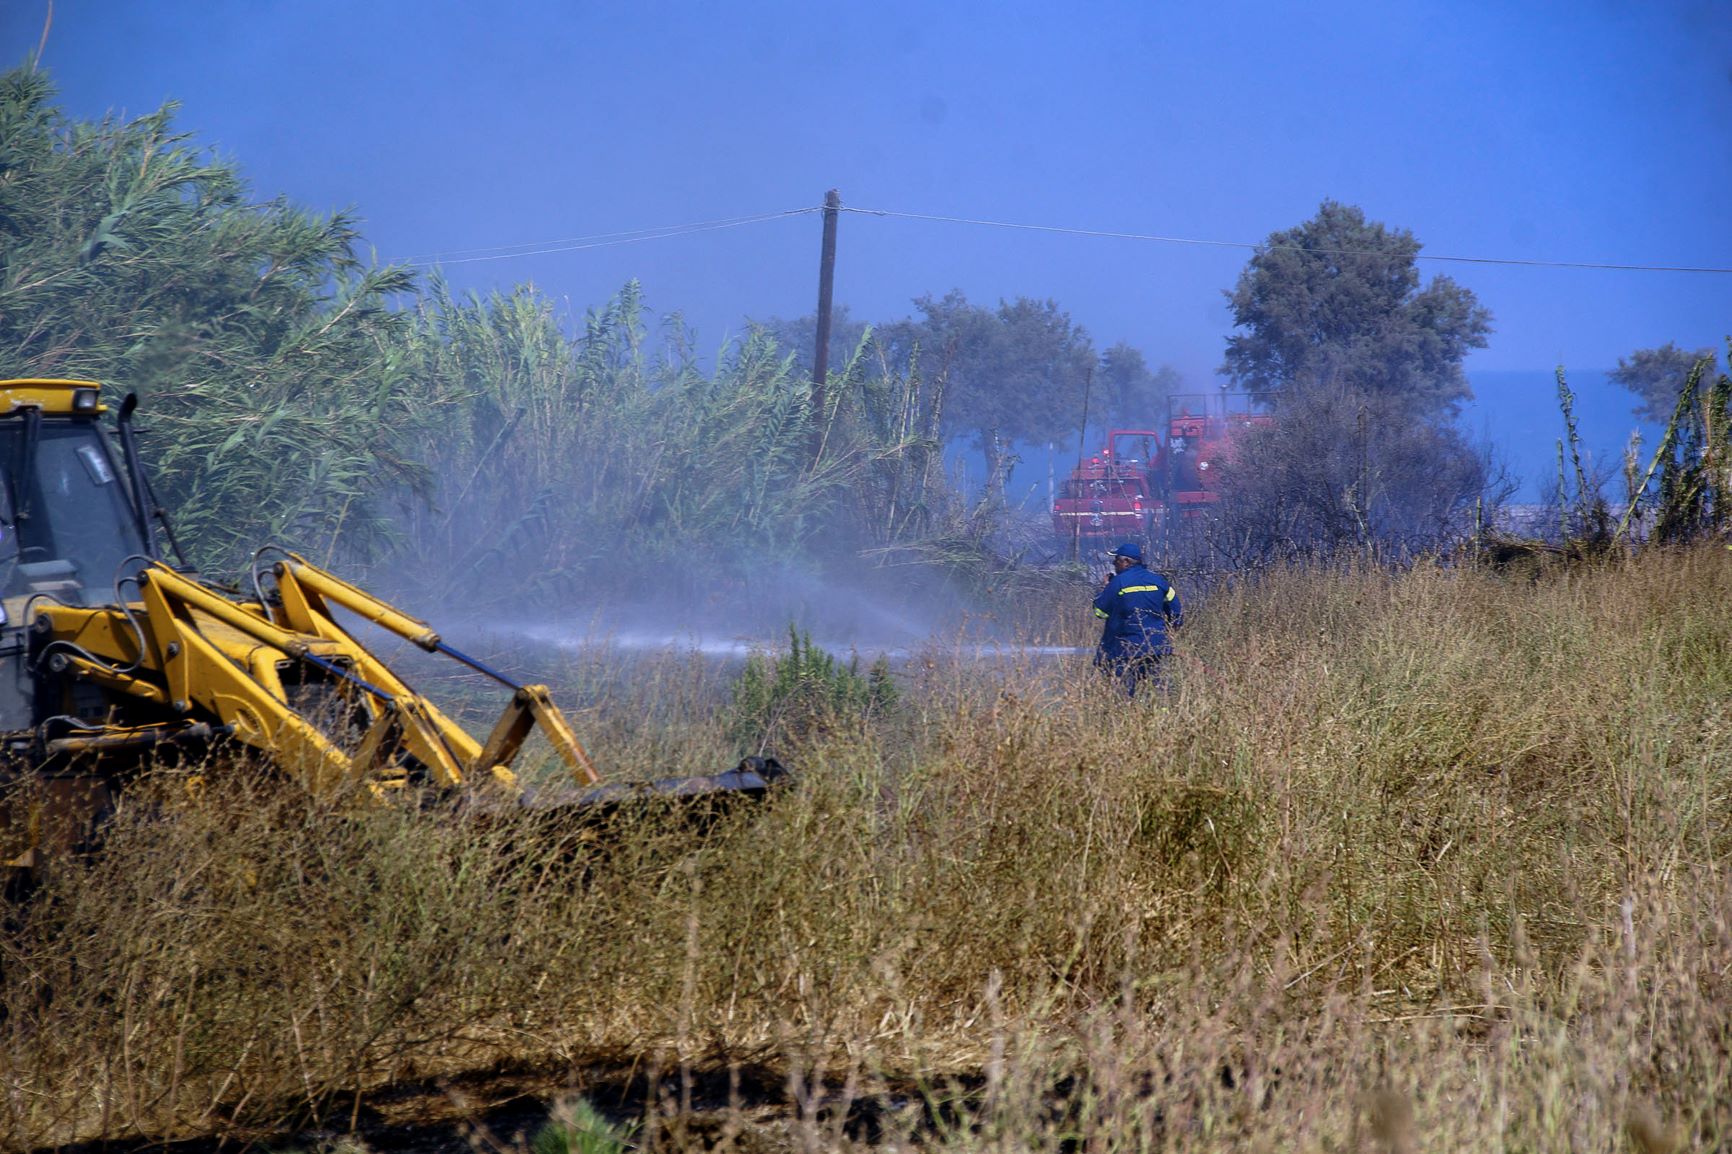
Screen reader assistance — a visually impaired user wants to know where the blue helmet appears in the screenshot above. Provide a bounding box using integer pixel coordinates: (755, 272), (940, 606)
(1106, 541), (1143, 562)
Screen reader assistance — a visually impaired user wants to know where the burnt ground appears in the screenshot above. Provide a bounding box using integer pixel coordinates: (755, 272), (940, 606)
(33, 1060), (981, 1154)
(28, 1054), (1263, 1154)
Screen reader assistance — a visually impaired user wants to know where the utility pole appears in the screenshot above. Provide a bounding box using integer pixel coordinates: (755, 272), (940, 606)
(810, 189), (841, 468)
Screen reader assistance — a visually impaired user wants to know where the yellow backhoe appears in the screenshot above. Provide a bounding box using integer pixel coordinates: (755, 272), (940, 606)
(0, 379), (783, 874)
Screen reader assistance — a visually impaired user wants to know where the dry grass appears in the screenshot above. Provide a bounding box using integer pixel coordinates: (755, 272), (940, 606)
(3, 547), (1729, 1151)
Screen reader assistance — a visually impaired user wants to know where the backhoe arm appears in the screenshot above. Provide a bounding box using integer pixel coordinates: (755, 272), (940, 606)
(31, 558), (601, 793)
(268, 553), (602, 785)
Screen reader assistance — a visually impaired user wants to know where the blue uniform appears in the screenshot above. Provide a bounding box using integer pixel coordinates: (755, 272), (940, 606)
(1093, 563), (1181, 692)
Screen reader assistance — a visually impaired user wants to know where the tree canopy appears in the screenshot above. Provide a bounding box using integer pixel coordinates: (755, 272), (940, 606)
(1096, 342), (1180, 430)
(1611, 341), (1720, 423)
(811, 290), (1099, 447)
(1221, 200), (1491, 415)
(762, 291), (1179, 450)
(1214, 202), (1496, 556)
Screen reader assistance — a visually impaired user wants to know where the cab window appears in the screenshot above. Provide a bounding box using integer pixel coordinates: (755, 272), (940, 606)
(0, 421), (147, 602)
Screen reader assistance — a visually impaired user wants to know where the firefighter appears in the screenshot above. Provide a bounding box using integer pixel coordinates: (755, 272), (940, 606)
(1093, 541), (1182, 695)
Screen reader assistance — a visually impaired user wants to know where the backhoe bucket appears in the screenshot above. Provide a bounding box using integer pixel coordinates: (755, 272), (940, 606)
(523, 756), (790, 809)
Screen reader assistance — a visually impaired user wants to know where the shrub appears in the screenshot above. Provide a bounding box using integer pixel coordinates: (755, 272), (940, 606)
(724, 626), (897, 753)
(531, 1097), (635, 1154)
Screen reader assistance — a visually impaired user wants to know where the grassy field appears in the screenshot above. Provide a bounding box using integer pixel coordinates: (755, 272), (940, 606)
(2, 547), (1728, 1151)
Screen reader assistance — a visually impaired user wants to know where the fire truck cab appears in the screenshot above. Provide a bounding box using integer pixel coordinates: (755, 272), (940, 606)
(1051, 428), (1164, 547)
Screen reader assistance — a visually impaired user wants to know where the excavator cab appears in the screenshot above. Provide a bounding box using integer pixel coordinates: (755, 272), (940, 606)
(0, 382), (155, 734)
(0, 381), (156, 869)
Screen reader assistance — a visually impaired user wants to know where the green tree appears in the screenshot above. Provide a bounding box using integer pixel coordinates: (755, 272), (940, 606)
(921, 292), (1095, 446)
(1096, 342), (1181, 429)
(1611, 341), (1719, 423)
(1629, 350), (1731, 545)
(1215, 203), (1495, 556)
(1221, 200), (1491, 414)
(767, 292), (1106, 510)
(750, 304), (870, 379)
(762, 293), (1120, 450)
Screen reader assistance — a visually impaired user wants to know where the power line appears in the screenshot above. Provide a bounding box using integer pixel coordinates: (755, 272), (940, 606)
(390, 201), (1732, 276)
(396, 207), (819, 267)
(840, 205), (1732, 275)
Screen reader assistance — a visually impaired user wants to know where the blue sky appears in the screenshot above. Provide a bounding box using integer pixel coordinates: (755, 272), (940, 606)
(4, 1), (1729, 492)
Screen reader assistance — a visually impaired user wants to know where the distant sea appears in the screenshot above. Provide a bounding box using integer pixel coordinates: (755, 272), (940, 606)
(948, 370), (1657, 510)
(1460, 369), (1656, 502)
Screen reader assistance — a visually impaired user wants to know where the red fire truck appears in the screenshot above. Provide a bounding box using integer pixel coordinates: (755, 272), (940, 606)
(1052, 395), (1270, 552)
(1164, 396), (1272, 521)
(1051, 428), (1164, 546)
